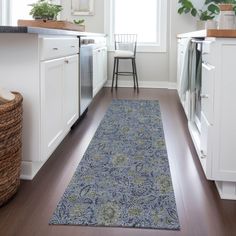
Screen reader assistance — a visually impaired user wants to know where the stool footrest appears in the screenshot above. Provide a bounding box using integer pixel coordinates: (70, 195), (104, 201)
(115, 72), (134, 76)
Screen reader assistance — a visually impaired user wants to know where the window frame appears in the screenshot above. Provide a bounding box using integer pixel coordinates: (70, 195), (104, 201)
(104, 0), (167, 53)
(0, 0), (9, 25)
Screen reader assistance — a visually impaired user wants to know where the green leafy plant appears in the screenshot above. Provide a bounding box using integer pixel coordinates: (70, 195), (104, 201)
(205, 0), (236, 14)
(73, 19), (85, 25)
(206, 0), (236, 3)
(178, 0), (220, 21)
(29, 0), (63, 21)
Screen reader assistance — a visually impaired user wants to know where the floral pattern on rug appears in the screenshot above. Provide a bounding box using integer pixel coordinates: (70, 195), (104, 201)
(50, 100), (180, 230)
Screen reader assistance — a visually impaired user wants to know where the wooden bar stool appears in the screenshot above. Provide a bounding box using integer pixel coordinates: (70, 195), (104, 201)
(111, 34), (139, 91)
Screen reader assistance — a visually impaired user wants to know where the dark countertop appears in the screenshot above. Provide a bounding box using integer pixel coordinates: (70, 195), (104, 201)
(0, 26), (106, 37)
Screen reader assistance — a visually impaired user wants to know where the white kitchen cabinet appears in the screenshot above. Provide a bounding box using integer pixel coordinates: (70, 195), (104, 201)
(0, 34), (79, 179)
(63, 55), (79, 130)
(40, 38), (79, 168)
(177, 38), (191, 120)
(177, 36), (236, 200)
(93, 46), (107, 97)
(40, 55), (79, 161)
(41, 58), (64, 160)
(203, 39), (236, 200)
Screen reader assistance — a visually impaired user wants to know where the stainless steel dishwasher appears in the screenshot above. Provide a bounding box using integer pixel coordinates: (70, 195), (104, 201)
(79, 37), (94, 115)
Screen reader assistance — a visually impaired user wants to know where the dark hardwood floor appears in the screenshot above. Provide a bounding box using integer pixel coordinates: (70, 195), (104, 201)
(0, 88), (236, 236)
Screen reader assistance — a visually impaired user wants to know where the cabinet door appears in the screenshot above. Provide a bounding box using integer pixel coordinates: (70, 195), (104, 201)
(63, 55), (79, 130)
(200, 112), (213, 179)
(212, 44), (236, 181)
(177, 40), (184, 95)
(102, 47), (108, 84)
(93, 48), (100, 97)
(93, 47), (107, 97)
(201, 62), (215, 125)
(41, 58), (64, 161)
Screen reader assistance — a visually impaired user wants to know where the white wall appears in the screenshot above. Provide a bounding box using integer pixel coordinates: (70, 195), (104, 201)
(61, 0), (104, 33)
(61, 0), (204, 86)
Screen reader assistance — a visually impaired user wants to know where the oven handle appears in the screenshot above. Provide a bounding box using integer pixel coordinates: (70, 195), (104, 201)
(191, 39), (205, 43)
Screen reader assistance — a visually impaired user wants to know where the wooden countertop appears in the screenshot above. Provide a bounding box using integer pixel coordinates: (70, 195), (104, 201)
(177, 29), (236, 38)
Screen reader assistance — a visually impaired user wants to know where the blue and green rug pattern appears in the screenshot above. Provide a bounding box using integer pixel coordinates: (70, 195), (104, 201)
(50, 100), (180, 230)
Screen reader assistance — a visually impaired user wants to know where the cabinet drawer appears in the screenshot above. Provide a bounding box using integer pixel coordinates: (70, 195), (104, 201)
(40, 37), (79, 61)
(200, 112), (212, 177)
(201, 62), (215, 124)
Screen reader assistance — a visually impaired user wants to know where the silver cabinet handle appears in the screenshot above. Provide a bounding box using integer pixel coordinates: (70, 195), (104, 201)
(200, 150), (207, 159)
(71, 45), (75, 48)
(202, 62), (215, 70)
(200, 94), (209, 99)
(53, 47), (59, 50)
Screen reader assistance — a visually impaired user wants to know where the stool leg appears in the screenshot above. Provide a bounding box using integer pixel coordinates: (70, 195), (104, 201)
(132, 58), (136, 89)
(111, 58), (116, 91)
(115, 58), (119, 88)
(133, 58), (139, 92)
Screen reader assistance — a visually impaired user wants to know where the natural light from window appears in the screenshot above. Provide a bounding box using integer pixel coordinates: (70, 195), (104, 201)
(114, 0), (158, 44)
(10, 0), (34, 26)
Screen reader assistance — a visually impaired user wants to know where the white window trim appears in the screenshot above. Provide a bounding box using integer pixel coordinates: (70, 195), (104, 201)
(0, 0), (10, 25)
(104, 0), (167, 53)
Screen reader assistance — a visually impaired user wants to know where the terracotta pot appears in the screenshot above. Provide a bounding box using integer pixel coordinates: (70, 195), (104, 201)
(219, 3), (233, 11)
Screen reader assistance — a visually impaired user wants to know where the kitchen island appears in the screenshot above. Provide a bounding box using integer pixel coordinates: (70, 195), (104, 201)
(177, 29), (236, 200)
(0, 26), (106, 180)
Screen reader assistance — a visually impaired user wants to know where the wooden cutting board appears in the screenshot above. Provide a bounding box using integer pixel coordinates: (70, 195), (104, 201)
(207, 29), (236, 38)
(18, 20), (85, 32)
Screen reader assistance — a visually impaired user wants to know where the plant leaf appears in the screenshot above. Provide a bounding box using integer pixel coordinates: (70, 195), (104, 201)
(208, 4), (220, 14)
(191, 8), (198, 17)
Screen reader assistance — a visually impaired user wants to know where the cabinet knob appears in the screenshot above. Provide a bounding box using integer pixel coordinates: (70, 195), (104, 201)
(64, 59), (69, 64)
(53, 47), (59, 51)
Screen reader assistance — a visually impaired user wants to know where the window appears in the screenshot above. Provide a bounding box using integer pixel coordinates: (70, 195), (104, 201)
(9, 0), (34, 26)
(0, 0), (35, 26)
(0, 0), (60, 26)
(0, 0), (8, 25)
(104, 0), (167, 52)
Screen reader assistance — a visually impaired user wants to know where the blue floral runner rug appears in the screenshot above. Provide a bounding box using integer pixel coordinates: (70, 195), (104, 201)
(50, 100), (180, 230)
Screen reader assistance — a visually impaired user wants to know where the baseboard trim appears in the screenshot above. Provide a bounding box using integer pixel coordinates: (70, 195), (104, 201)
(215, 181), (236, 200)
(105, 80), (177, 90)
(20, 161), (45, 180)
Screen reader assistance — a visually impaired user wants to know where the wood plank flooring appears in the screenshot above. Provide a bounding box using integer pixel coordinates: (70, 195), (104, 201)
(0, 88), (236, 236)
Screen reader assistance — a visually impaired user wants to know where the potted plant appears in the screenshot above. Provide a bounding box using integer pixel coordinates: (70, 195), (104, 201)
(29, 0), (63, 21)
(178, 0), (220, 29)
(207, 0), (236, 16)
(206, 0), (236, 28)
(73, 19), (85, 25)
(206, 0), (236, 11)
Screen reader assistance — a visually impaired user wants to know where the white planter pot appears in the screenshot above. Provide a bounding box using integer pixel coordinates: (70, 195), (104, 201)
(196, 20), (218, 30)
(196, 20), (206, 30)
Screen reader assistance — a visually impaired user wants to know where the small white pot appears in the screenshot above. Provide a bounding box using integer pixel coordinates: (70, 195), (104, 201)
(196, 20), (206, 30)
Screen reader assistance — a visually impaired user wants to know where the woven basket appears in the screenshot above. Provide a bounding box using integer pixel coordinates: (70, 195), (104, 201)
(0, 92), (23, 206)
